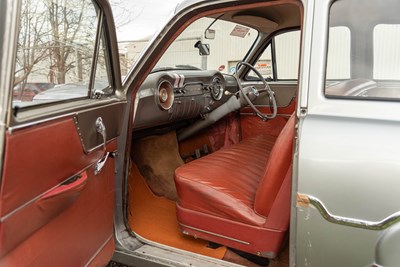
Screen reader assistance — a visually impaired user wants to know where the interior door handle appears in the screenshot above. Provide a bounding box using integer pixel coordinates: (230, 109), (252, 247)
(96, 117), (106, 151)
(94, 117), (109, 175)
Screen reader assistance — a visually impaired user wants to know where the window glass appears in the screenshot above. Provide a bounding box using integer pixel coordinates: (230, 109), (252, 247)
(152, 17), (258, 75)
(248, 45), (273, 80)
(325, 0), (400, 100)
(94, 35), (111, 93)
(373, 24), (400, 80)
(13, 0), (99, 107)
(110, 0), (181, 77)
(326, 26), (351, 79)
(275, 31), (300, 80)
(248, 30), (300, 81)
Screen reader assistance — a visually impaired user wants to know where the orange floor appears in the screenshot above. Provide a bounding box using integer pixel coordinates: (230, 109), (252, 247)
(128, 163), (227, 259)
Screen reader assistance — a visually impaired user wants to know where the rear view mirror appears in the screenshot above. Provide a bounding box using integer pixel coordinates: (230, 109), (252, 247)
(205, 29), (215, 39)
(194, 41), (210, 56)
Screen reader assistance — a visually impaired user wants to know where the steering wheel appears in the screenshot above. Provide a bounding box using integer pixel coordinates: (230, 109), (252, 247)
(235, 61), (277, 120)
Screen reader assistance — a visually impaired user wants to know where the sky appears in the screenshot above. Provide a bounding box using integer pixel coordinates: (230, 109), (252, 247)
(110, 0), (182, 41)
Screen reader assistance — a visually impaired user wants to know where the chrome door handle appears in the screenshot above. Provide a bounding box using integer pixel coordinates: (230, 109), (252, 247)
(94, 117), (108, 175)
(95, 152), (110, 175)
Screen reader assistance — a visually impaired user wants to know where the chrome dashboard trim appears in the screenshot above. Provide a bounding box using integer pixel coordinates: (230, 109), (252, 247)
(179, 74), (185, 88)
(298, 193), (400, 231)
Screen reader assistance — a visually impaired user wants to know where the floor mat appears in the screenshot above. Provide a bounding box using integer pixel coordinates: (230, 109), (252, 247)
(132, 131), (184, 201)
(128, 163), (227, 259)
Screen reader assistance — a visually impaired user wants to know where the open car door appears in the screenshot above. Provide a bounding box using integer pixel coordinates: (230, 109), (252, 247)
(0, 0), (125, 266)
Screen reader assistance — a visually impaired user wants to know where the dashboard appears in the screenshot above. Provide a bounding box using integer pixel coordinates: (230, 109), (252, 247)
(133, 70), (238, 130)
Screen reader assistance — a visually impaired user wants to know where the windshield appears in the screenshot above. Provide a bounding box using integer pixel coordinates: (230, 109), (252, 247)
(153, 17), (258, 74)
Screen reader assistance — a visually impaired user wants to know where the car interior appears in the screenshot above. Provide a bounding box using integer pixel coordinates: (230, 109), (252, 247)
(127, 1), (302, 266)
(5, 0), (400, 266)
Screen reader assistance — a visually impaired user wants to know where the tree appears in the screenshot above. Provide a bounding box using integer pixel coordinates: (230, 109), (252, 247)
(14, 0), (49, 87)
(46, 0), (93, 84)
(109, 0), (143, 30)
(14, 0), (140, 92)
(14, 0), (98, 87)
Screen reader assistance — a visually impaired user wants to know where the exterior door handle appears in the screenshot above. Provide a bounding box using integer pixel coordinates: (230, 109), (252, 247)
(94, 117), (109, 175)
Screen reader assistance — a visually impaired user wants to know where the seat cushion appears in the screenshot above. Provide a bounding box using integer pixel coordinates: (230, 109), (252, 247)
(174, 134), (277, 226)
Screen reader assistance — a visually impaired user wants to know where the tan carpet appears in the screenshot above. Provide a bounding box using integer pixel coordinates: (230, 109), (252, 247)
(128, 163), (227, 259)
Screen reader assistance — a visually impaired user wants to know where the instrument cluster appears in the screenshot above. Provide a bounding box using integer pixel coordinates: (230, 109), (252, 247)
(133, 69), (236, 130)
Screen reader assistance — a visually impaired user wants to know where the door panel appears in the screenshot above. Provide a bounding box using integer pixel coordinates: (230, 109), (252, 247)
(0, 109), (120, 265)
(240, 83), (297, 140)
(0, 0), (124, 264)
(0, 160), (115, 266)
(0, 118), (97, 216)
(0, 170), (88, 258)
(252, 83), (297, 108)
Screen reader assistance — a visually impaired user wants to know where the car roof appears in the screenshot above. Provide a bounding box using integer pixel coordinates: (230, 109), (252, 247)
(175, 0), (301, 34)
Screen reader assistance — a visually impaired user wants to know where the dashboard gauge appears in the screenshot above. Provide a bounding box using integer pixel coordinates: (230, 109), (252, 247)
(156, 80), (174, 110)
(210, 76), (224, 100)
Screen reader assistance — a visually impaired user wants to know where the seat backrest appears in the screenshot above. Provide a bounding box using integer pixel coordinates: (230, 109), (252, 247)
(254, 114), (296, 217)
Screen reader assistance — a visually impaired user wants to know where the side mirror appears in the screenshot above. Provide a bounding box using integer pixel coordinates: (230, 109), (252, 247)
(194, 41), (210, 56)
(205, 29), (215, 39)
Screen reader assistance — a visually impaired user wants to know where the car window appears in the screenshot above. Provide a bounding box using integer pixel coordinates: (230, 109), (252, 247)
(13, 0), (108, 107)
(247, 30), (300, 81)
(373, 24), (400, 80)
(248, 45), (274, 80)
(152, 17), (258, 74)
(110, 0), (181, 78)
(94, 35), (111, 93)
(275, 31), (301, 80)
(326, 26), (351, 80)
(325, 0), (400, 100)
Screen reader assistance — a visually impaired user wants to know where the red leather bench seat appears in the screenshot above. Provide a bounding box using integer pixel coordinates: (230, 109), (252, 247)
(174, 115), (295, 257)
(175, 135), (277, 226)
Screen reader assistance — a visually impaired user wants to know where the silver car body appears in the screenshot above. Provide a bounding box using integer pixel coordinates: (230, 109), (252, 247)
(294, 1), (400, 266)
(1, 0), (399, 266)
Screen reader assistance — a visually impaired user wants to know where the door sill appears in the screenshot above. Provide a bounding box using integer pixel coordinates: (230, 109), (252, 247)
(114, 244), (241, 267)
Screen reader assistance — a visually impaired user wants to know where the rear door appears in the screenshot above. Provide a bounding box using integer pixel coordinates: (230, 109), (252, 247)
(0, 0), (125, 266)
(294, 0), (400, 266)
